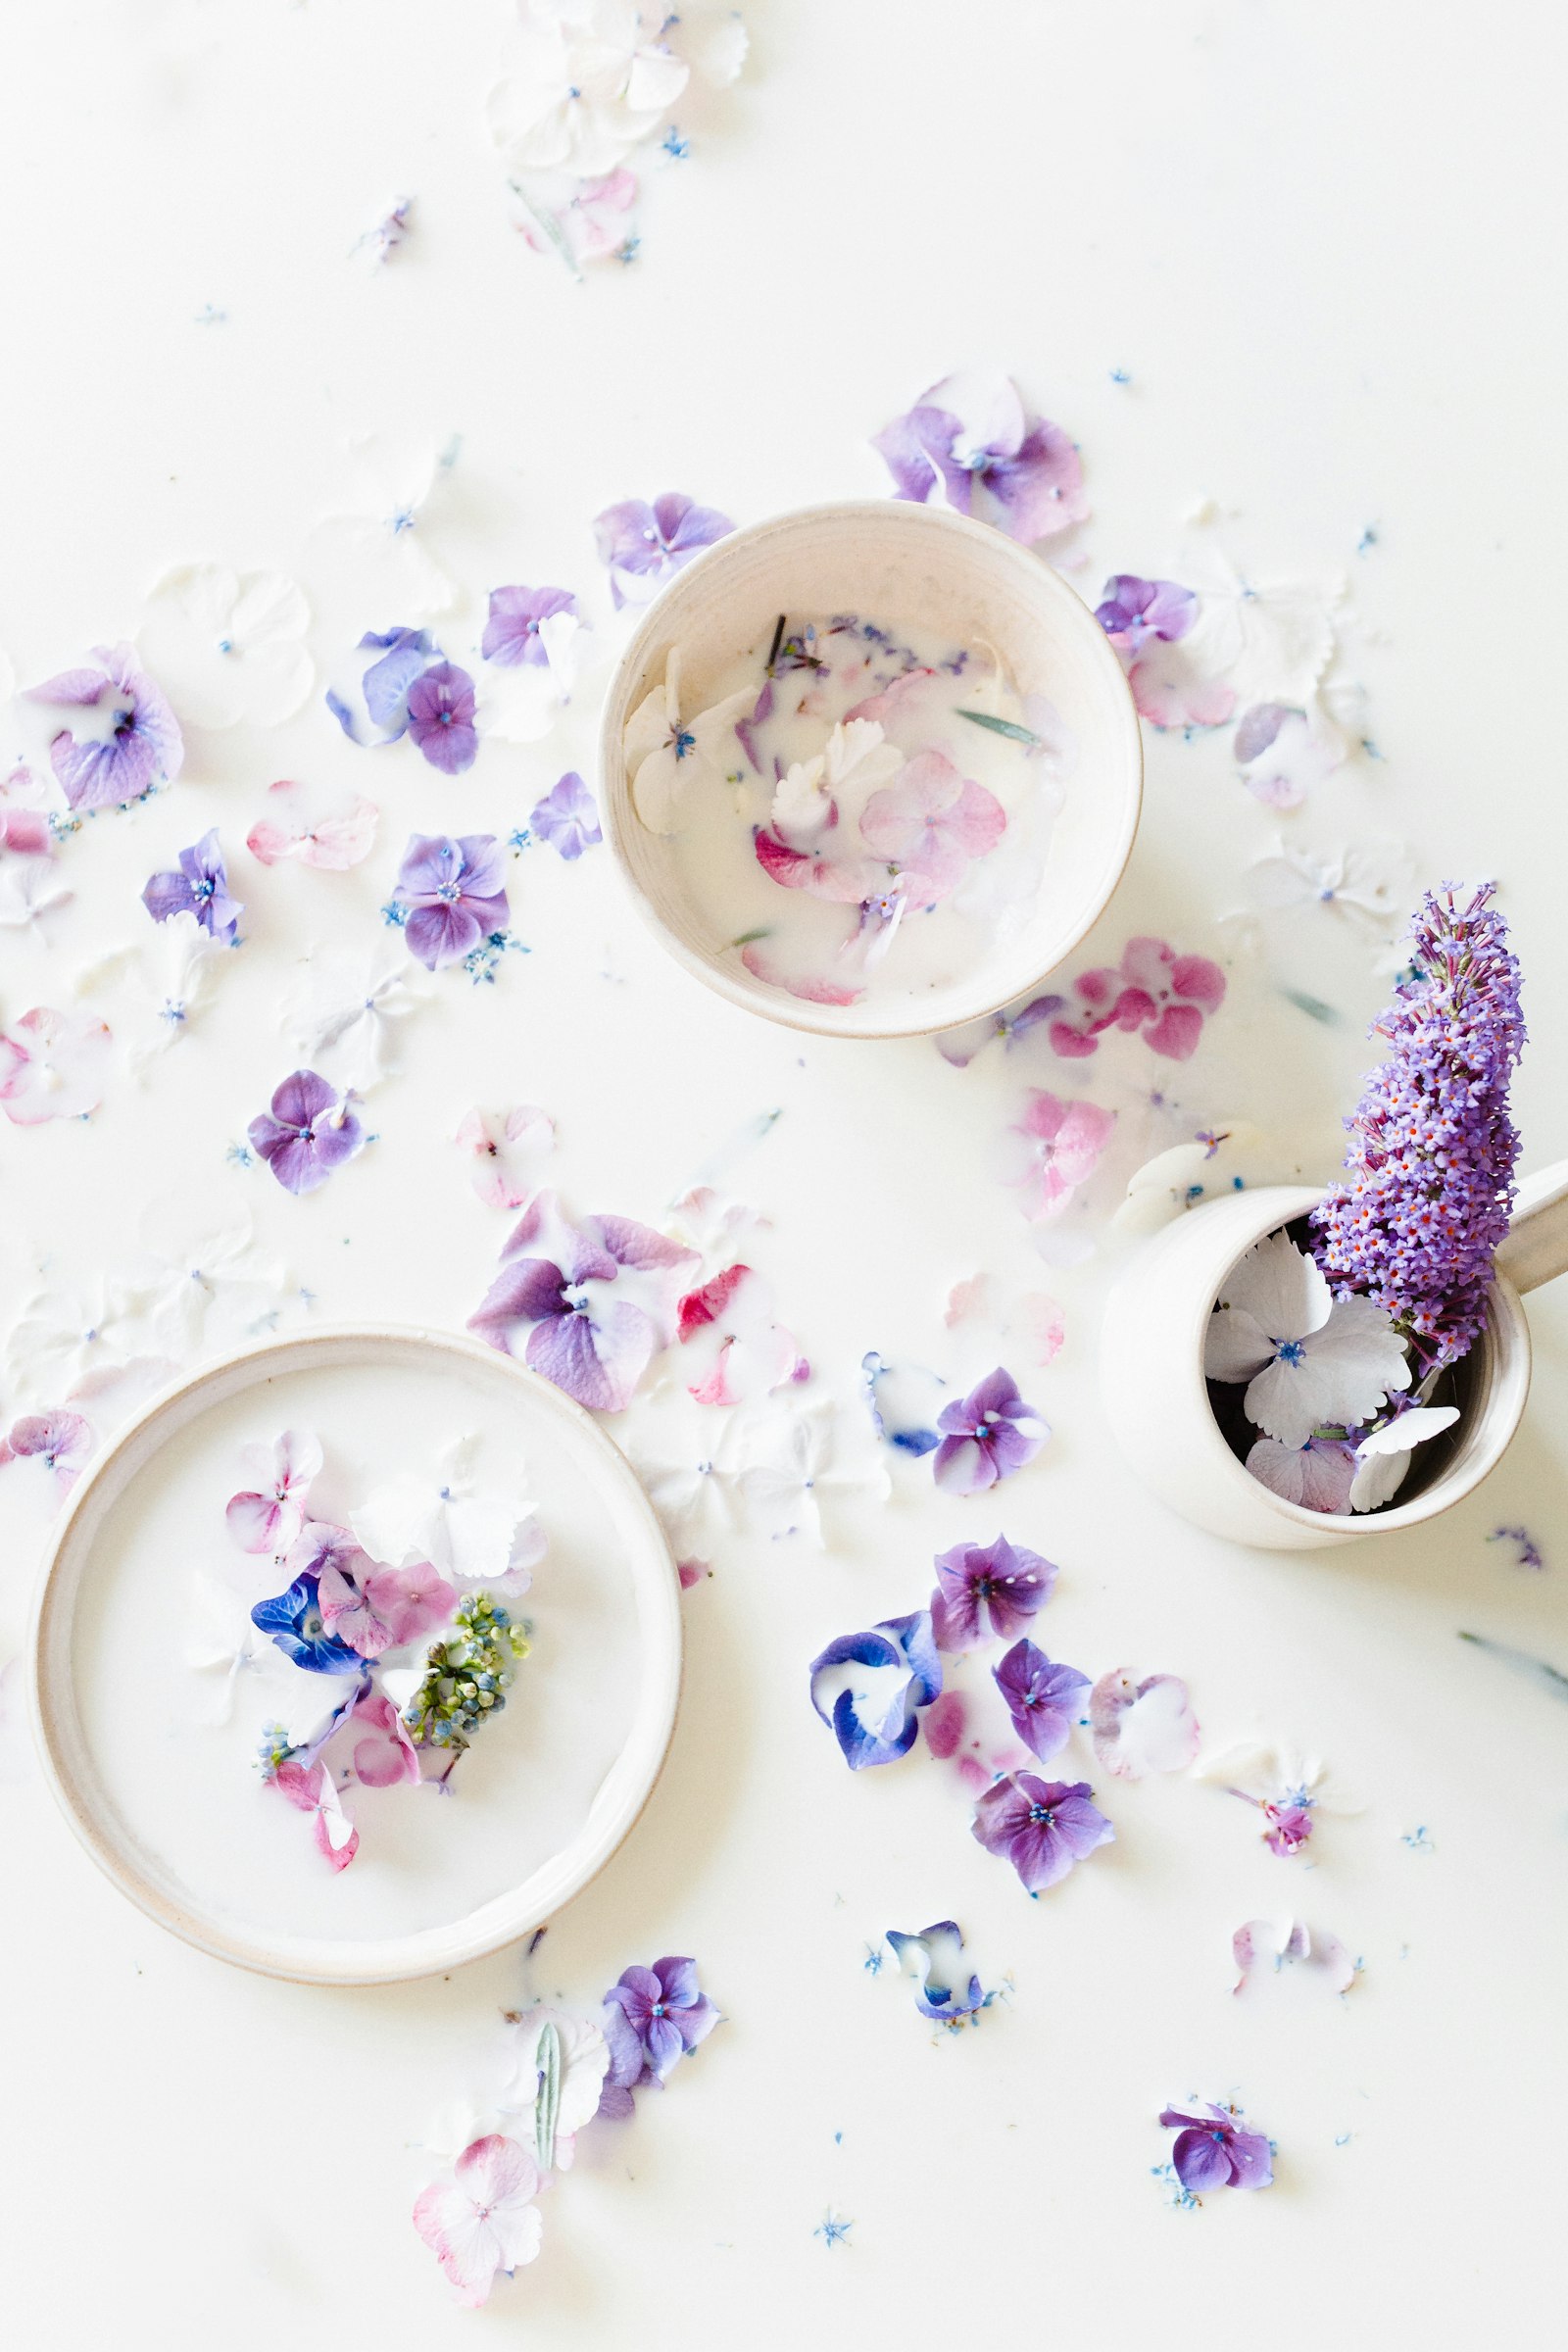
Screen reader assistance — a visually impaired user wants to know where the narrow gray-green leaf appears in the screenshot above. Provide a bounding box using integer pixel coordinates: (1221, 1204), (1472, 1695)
(533, 2020), (562, 2170)
(1458, 1629), (1568, 1700)
(956, 709), (1040, 747)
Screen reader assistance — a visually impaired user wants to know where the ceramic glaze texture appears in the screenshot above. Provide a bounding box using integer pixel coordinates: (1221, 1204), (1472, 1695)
(600, 501), (1143, 1038)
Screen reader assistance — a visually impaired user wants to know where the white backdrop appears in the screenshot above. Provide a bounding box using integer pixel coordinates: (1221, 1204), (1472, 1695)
(2, 1), (1565, 2342)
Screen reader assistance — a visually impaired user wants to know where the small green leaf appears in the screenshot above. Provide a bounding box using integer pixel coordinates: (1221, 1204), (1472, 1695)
(534, 2019), (562, 2171)
(1279, 987), (1341, 1026)
(729, 927), (772, 948)
(956, 709), (1040, 747)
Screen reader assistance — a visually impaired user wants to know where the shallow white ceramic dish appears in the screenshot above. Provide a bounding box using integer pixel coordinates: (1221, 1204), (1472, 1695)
(27, 1325), (682, 1985)
(600, 499), (1143, 1040)
(1101, 1164), (1568, 1549)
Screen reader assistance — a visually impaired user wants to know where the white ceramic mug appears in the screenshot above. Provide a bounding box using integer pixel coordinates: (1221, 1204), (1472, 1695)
(1100, 1164), (1568, 1548)
(599, 499), (1143, 1041)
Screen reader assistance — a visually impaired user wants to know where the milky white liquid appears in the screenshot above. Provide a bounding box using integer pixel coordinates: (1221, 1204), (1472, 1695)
(637, 614), (1071, 1008)
(69, 1358), (649, 1946)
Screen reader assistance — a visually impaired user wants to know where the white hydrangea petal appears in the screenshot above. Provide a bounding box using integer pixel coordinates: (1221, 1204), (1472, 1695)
(623, 674), (676, 772)
(476, 662), (560, 746)
(770, 755), (830, 839)
(1348, 1404), (1458, 1510)
(1203, 1304), (1276, 1382)
(922, 369), (1026, 463)
(228, 569), (310, 647)
(1218, 1229), (1331, 1344)
(670, 9), (749, 86)
(350, 1474), (434, 1567)
(1244, 1295), (1408, 1446)
(1357, 1403), (1458, 1459)
(1246, 1436), (1355, 1512)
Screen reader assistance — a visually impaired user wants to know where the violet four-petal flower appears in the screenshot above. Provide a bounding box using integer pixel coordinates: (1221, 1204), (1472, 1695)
(405, 662), (479, 775)
(247, 1069), (364, 1195)
(993, 1640), (1091, 1763)
(602, 1956), (718, 2093)
(528, 771), (602, 859)
(1158, 2102), (1274, 2193)
(971, 1772), (1113, 1891)
(393, 833), (510, 970)
(1094, 574), (1198, 653)
(482, 584), (579, 666)
(592, 493), (734, 610)
(467, 1193), (696, 1412)
(872, 373), (1087, 544)
(142, 827), (243, 940)
(932, 1367), (1049, 1494)
(930, 1534), (1057, 1650)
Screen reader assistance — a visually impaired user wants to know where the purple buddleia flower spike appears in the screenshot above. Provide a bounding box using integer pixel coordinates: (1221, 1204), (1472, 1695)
(1309, 883), (1525, 1373)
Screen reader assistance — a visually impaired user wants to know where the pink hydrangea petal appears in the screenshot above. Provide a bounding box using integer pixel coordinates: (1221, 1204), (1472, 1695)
(740, 942), (864, 1005)
(225, 1491), (287, 1552)
(1171, 954), (1227, 1012)
(1144, 1003), (1205, 1059)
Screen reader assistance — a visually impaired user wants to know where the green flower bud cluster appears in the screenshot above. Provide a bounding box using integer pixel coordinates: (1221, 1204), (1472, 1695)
(402, 1593), (530, 1752)
(256, 1720), (295, 1779)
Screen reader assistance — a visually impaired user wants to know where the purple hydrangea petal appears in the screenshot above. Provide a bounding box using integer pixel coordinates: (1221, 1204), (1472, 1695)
(808, 1613), (942, 1769)
(1171, 2128), (1236, 2194)
(525, 1297), (654, 1412)
(994, 1640), (1090, 1763)
(404, 900), (484, 969)
(653, 1955), (700, 2008)
(360, 627), (435, 737)
(642, 2012), (686, 2082)
(466, 1257), (567, 1350)
(529, 771), (601, 858)
(142, 870), (198, 924)
(406, 662), (478, 775)
(482, 584), (577, 667)
(870, 410), (942, 504)
(1226, 2130), (1274, 2190)
(608, 1966), (662, 2028)
(454, 832), (506, 900)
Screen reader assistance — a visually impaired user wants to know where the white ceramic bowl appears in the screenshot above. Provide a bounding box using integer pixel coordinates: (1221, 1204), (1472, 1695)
(599, 499), (1143, 1040)
(28, 1326), (682, 1984)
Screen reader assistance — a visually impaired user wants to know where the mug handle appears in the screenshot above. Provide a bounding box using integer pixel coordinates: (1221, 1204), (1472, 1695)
(1495, 1160), (1568, 1295)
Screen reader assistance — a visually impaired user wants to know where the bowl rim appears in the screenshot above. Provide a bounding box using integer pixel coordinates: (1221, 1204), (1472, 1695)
(598, 497), (1144, 1042)
(26, 1322), (683, 1986)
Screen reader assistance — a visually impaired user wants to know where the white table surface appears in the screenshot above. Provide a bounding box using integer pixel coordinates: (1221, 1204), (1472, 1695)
(2, 1), (1565, 2340)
